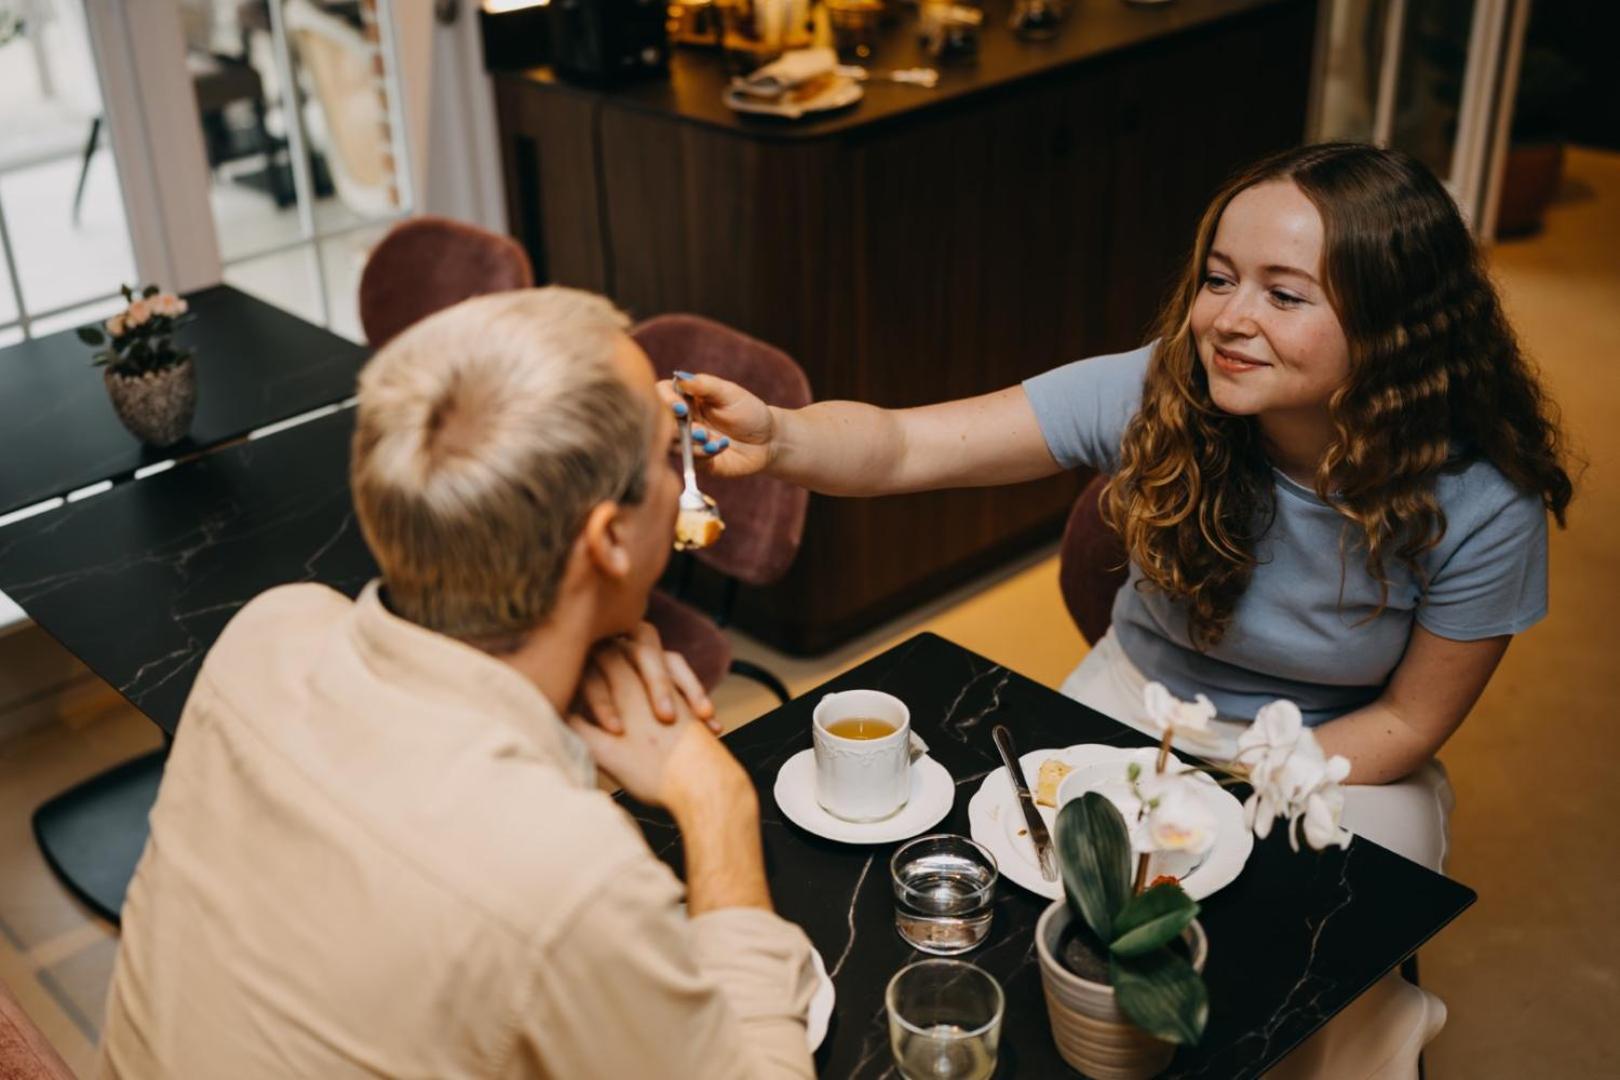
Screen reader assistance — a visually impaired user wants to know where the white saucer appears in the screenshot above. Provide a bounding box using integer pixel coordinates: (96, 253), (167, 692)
(967, 744), (1252, 902)
(806, 946), (834, 1051)
(774, 749), (954, 845)
(724, 75), (864, 119)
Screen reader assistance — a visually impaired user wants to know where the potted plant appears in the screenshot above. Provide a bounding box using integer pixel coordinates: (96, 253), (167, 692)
(78, 285), (198, 447)
(1035, 687), (1352, 1078)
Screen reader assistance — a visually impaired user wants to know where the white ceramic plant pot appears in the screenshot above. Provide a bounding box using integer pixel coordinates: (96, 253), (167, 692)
(1034, 899), (1209, 1080)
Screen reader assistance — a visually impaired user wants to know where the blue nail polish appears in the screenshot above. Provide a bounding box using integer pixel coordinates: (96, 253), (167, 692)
(717, 437), (731, 450)
(672, 401), (688, 417)
(674, 370), (694, 381)
(703, 441), (720, 454)
(692, 426), (708, 442)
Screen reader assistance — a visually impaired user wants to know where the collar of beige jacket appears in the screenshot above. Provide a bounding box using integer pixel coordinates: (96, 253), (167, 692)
(349, 579), (596, 787)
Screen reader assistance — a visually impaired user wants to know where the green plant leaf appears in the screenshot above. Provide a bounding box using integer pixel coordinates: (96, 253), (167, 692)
(76, 326), (105, 346)
(1110, 884), (1199, 958)
(1111, 948), (1208, 1045)
(142, 284), (159, 298)
(1055, 792), (1133, 942)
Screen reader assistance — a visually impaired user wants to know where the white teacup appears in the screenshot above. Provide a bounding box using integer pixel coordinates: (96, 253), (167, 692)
(812, 690), (928, 822)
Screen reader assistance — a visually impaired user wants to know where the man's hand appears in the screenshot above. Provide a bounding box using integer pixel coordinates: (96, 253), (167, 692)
(570, 645), (771, 915)
(576, 621), (718, 734)
(568, 646), (744, 811)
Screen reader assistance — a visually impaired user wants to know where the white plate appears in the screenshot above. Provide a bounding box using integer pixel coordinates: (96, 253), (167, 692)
(724, 75), (864, 119)
(806, 946), (834, 1051)
(967, 744), (1253, 902)
(774, 749), (954, 845)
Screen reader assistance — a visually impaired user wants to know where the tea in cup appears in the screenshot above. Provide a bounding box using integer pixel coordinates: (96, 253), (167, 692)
(813, 690), (927, 821)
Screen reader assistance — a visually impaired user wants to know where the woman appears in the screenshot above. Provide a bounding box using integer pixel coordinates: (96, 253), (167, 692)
(673, 143), (1573, 1076)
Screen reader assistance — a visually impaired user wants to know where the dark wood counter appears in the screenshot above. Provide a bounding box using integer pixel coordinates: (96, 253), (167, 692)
(508, 0), (1302, 141)
(494, 0), (1317, 653)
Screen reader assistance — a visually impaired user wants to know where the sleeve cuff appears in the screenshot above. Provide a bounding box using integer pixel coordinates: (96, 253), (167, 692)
(1416, 604), (1547, 641)
(687, 908), (818, 1022)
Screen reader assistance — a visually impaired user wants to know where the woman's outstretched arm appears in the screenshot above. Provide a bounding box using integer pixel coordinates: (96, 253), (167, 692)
(668, 374), (1063, 496)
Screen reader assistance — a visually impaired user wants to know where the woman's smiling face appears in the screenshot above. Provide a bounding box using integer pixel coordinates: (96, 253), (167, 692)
(1190, 180), (1352, 423)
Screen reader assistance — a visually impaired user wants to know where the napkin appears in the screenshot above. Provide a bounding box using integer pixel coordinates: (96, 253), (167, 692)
(732, 47), (838, 102)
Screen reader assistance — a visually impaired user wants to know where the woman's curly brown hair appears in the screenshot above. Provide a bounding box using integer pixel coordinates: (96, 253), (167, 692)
(1102, 143), (1574, 650)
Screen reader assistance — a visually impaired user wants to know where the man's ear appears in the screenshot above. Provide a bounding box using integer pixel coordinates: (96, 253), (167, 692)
(578, 501), (632, 581)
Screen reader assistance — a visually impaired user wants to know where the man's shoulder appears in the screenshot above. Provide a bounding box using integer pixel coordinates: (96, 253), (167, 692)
(183, 583), (350, 721)
(216, 582), (353, 644)
(199, 582), (349, 670)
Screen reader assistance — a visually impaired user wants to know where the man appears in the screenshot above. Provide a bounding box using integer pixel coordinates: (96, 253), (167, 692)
(98, 288), (817, 1078)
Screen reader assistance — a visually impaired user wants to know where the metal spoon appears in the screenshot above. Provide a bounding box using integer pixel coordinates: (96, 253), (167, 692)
(674, 392), (724, 551)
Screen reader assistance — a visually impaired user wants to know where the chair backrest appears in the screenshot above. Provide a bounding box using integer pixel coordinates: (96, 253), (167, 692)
(632, 314), (812, 587)
(1058, 471), (1131, 646)
(0, 976), (76, 1080)
(358, 216), (534, 348)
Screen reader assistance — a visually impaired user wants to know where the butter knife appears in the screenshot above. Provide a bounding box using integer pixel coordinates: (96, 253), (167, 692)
(992, 724), (1058, 882)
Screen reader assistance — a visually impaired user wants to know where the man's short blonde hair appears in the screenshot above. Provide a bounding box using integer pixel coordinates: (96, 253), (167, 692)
(350, 287), (647, 643)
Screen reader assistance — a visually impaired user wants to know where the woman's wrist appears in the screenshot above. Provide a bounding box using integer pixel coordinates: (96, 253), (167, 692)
(762, 404), (791, 478)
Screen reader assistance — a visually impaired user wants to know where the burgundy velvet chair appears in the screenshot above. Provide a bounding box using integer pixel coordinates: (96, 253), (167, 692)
(1058, 471), (1130, 646)
(358, 216), (534, 348)
(632, 315), (813, 702)
(0, 978), (75, 1080)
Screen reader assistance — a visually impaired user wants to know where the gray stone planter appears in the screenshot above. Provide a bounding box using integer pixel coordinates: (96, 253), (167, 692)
(104, 360), (197, 447)
(1035, 899), (1208, 1079)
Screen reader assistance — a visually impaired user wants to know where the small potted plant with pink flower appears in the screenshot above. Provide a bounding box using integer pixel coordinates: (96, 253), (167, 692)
(77, 284), (197, 447)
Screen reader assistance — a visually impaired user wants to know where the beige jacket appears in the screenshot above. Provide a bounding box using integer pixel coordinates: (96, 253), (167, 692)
(98, 582), (816, 1079)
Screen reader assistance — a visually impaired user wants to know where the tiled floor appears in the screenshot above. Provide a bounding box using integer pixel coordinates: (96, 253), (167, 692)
(1, 148), (1617, 1076)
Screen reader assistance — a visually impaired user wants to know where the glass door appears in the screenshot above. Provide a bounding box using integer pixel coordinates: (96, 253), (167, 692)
(0, 0), (141, 344)
(1311, 0), (1531, 237)
(177, 0), (415, 341)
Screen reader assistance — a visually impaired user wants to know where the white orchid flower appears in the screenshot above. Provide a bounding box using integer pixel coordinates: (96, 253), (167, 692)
(1140, 773), (1219, 856)
(1237, 698), (1304, 755)
(1299, 787), (1352, 851)
(1234, 698), (1354, 851)
(1142, 681), (1224, 752)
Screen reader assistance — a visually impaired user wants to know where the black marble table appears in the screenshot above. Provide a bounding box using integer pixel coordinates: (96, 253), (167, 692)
(0, 408), (372, 918)
(620, 634), (1477, 1078)
(0, 283), (368, 516)
(0, 408), (371, 737)
(0, 408), (1477, 1077)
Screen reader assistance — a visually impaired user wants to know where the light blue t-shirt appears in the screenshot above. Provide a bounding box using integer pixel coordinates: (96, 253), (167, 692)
(1025, 344), (1548, 726)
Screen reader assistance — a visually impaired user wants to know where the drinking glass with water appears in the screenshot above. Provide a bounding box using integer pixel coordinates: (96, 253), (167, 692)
(891, 834), (998, 954)
(886, 959), (1003, 1080)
